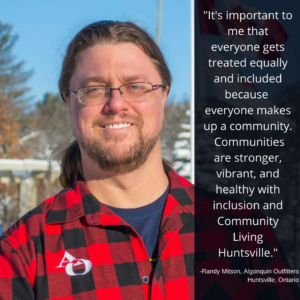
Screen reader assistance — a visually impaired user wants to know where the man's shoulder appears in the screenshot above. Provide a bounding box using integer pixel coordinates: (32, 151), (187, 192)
(0, 186), (70, 248)
(167, 168), (243, 214)
(194, 186), (264, 219)
(167, 167), (263, 220)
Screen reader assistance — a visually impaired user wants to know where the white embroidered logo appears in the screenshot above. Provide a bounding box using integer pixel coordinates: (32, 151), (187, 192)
(56, 251), (92, 276)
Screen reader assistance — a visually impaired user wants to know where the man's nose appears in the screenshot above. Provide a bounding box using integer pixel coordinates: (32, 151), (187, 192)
(103, 88), (130, 114)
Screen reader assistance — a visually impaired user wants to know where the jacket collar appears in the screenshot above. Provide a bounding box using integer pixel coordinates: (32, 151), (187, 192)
(45, 164), (194, 226)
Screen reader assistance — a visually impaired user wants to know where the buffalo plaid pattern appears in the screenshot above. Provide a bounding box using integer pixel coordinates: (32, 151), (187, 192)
(0, 165), (299, 300)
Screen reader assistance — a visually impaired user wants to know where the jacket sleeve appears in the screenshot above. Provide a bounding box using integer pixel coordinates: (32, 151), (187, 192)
(0, 238), (35, 300)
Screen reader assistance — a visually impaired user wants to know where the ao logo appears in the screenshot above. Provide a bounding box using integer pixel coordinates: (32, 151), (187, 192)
(56, 251), (92, 276)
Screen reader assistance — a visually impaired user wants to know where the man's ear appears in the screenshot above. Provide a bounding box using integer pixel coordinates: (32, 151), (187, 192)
(61, 93), (71, 110)
(162, 86), (169, 106)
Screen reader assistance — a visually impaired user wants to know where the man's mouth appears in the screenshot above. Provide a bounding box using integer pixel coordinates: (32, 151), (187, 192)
(104, 123), (133, 129)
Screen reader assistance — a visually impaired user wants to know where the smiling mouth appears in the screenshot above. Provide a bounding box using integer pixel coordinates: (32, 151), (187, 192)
(104, 123), (133, 129)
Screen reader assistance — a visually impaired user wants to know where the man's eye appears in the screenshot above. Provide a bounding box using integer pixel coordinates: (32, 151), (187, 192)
(85, 87), (105, 95)
(127, 84), (145, 91)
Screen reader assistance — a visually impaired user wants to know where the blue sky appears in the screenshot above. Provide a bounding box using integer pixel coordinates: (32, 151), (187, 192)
(1, 0), (298, 106)
(0, 0), (191, 105)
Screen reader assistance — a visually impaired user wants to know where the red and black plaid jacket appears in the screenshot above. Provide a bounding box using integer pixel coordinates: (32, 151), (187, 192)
(0, 165), (299, 299)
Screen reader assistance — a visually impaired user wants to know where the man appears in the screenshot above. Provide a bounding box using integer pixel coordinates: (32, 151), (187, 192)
(0, 21), (299, 300)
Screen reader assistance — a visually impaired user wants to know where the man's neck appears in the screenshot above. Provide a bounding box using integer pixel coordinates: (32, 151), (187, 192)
(81, 145), (169, 209)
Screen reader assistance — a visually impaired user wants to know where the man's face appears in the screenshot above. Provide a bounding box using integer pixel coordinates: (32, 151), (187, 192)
(68, 43), (168, 174)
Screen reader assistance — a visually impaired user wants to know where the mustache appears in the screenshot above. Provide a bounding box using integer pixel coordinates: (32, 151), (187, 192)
(92, 113), (143, 127)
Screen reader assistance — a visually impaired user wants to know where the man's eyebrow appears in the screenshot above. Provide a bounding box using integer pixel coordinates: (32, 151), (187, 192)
(82, 76), (106, 85)
(122, 75), (148, 82)
(81, 75), (148, 86)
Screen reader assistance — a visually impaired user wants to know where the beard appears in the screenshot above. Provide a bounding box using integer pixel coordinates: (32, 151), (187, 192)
(76, 113), (161, 174)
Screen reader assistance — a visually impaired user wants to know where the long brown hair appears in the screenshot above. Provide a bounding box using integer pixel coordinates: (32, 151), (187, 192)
(58, 21), (171, 187)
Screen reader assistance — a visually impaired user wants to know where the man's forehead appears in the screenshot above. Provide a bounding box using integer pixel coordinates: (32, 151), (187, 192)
(77, 43), (149, 62)
(71, 44), (161, 86)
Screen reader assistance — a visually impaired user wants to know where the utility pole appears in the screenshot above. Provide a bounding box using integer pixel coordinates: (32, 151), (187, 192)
(156, 0), (163, 45)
